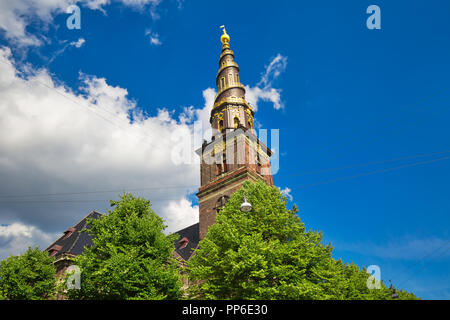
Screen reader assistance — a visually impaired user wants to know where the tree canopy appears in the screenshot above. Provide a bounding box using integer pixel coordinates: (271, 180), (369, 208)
(187, 180), (419, 300)
(66, 193), (182, 300)
(0, 246), (56, 300)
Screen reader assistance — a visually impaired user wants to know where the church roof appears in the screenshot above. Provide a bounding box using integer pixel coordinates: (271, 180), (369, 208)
(45, 212), (199, 261)
(173, 223), (200, 261)
(45, 211), (102, 258)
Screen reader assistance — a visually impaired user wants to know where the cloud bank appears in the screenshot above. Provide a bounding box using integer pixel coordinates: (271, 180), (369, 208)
(0, 0), (162, 46)
(0, 46), (200, 259)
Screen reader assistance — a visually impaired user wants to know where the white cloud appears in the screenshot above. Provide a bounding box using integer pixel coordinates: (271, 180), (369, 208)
(196, 87), (216, 129)
(245, 85), (283, 111)
(145, 29), (162, 46)
(161, 197), (198, 234)
(150, 35), (162, 46)
(46, 38), (86, 65)
(0, 0), (163, 47)
(258, 54), (288, 88)
(279, 187), (293, 201)
(245, 54), (287, 111)
(0, 46), (200, 254)
(119, 0), (161, 8)
(0, 222), (55, 259)
(0, 0), (69, 46)
(82, 0), (110, 10)
(70, 38), (85, 48)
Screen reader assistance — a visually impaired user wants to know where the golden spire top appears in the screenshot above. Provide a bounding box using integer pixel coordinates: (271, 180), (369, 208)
(220, 25), (230, 45)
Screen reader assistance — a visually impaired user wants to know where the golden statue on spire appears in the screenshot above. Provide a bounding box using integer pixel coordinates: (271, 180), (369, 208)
(220, 25), (230, 44)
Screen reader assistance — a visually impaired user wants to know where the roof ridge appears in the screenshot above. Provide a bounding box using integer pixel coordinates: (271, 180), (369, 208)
(66, 211), (99, 254)
(174, 222), (199, 235)
(73, 211), (102, 228)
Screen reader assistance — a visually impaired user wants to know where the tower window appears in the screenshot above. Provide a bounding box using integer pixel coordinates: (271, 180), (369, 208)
(216, 163), (222, 176)
(234, 117), (240, 129)
(223, 152), (227, 173)
(228, 73), (234, 85)
(216, 196), (230, 212)
(221, 77), (225, 89)
(256, 153), (262, 174)
(218, 120), (224, 132)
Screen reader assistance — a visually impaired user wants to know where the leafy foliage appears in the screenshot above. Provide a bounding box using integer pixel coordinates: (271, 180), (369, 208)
(187, 180), (418, 300)
(66, 193), (182, 300)
(0, 246), (56, 300)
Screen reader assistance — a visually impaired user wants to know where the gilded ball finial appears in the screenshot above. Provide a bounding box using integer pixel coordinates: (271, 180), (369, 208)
(220, 25), (230, 44)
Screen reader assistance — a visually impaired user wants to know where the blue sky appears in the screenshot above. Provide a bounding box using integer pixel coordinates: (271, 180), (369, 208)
(0, 0), (449, 299)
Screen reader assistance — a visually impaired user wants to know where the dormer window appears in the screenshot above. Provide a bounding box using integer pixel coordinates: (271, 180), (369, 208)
(179, 237), (189, 249)
(63, 227), (75, 239)
(48, 245), (62, 257)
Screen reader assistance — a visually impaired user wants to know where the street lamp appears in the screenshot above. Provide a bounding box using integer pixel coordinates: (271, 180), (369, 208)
(240, 195), (252, 213)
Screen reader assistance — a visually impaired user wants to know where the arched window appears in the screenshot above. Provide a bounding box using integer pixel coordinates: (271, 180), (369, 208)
(216, 196), (230, 212)
(220, 77), (225, 89)
(216, 163), (222, 176)
(218, 120), (224, 132)
(234, 117), (240, 129)
(256, 153), (262, 174)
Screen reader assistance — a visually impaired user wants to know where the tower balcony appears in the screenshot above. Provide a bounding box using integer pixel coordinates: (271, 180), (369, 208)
(214, 83), (246, 102)
(216, 61), (240, 79)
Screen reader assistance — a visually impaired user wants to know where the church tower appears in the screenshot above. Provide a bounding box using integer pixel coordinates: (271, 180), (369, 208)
(197, 26), (274, 240)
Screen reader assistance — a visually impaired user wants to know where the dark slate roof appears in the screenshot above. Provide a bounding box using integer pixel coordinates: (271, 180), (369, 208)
(173, 223), (200, 261)
(45, 211), (102, 257)
(46, 211), (199, 261)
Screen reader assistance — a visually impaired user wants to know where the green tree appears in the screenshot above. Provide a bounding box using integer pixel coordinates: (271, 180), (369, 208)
(66, 193), (182, 300)
(187, 180), (418, 300)
(0, 246), (56, 300)
(330, 261), (419, 300)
